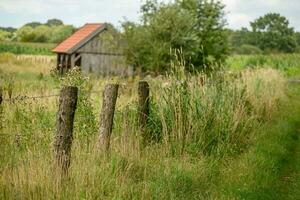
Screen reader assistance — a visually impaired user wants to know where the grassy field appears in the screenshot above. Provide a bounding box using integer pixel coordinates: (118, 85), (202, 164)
(226, 54), (300, 77)
(0, 53), (299, 199)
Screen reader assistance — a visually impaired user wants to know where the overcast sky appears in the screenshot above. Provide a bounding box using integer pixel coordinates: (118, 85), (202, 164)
(0, 0), (299, 31)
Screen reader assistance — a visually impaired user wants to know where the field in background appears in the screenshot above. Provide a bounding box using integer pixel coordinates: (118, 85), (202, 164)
(0, 53), (300, 199)
(0, 42), (55, 55)
(226, 54), (300, 77)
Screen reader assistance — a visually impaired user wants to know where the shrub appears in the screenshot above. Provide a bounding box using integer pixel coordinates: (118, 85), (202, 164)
(233, 44), (262, 55)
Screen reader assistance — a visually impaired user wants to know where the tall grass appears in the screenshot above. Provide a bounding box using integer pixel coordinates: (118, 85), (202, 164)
(0, 54), (288, 199)
(147, 57), (285, 156)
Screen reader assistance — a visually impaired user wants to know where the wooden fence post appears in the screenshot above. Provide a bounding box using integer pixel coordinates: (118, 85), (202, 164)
(0, 87), (2, 105)
(99, 84), (119, 152)
(138, 81), (150, 141)
(54, 86), (78, 173)
(0, 87), (3, 130)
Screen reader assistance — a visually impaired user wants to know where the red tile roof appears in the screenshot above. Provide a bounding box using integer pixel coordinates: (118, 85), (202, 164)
(53, 23), (105, 53)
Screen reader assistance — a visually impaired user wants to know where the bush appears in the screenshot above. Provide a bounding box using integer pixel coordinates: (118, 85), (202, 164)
(233, 44), (262, 55)
(122, 0), (228, 73)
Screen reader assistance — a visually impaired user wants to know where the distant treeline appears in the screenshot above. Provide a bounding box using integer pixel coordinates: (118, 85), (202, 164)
(228, 14), (300, 54)
(0, 19), (75, 44)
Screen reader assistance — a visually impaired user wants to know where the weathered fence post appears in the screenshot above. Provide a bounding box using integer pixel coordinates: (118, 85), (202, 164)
(0, 87), (3, 130)
(0, 87), (2, 105)
(138, 81), (150, 142)
(54, 86), (78, 174)
(99, 84), (119, 152)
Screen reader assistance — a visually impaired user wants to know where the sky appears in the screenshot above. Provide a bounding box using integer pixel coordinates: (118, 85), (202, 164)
(0, 0), (299, 31)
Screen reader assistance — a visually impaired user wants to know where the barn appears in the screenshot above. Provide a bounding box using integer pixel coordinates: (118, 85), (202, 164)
(52, 23), (132, 76)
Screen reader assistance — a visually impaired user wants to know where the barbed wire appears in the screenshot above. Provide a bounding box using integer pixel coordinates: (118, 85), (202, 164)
(1, 90), (104, 102)
(2, 94), (60, 102)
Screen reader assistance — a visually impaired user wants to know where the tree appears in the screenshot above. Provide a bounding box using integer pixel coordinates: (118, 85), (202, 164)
(250, 13), (297, 53)
(24, 22), (43, 28)
(229, 28), (253, 47)
(123, 2), (197, 73)
(16, 26), (35, 42)
(0, 27), (16, 33)
(122, 0), (228, 73)
(32, 25), (51, 42)
(295, 32), (300, 46)
(181, 0), (228, 69)
(0, 30), (11, 42)
(50, 25), (75, 43)
(46, 19), (64, 27)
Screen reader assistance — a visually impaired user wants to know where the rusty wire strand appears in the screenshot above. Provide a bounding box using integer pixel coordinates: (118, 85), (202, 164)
(1, 90), (103, 102)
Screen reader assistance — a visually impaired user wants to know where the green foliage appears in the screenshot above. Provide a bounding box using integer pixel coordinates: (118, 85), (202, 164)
(0, 30), (12, 42)
(122, 0), (228, 73)
(24, 18), (63, 28)
(15, 24), (75, 43)
(11, 19), (75, 43)
(181, 0), (228, 69)
(24, 21), (43, 28)
(228, 14), (300, 55)
(33, 25), (51, 42)
(49, 25), (75, 43)
(16, 26), (35, 42)
(233, 44), (262, 55)
(0, 27), (16, 33)
(228, 28), (254, 48)
(295, 32), (300, 46)
(250, 13), (297, 53)
(46, 19), (63, 27)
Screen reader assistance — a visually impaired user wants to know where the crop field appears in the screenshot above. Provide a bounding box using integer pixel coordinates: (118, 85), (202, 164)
(0, 42), (55, 55)
(0, 53), (300, 199)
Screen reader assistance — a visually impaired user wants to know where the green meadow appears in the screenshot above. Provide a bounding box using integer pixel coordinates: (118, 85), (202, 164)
(0, 53), (300, 199)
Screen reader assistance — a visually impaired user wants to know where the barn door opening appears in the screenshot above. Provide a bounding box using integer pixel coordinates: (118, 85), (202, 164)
(74, 53), (82, 68)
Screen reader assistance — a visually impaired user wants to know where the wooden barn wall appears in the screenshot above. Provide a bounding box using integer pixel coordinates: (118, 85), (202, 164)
(77, 32), (122, 54)
(77, 31), (132, 76)
(81, 53), (133, 76)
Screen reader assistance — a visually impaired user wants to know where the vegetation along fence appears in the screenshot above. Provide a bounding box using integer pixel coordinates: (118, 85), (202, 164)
(0, 81), (150, 175)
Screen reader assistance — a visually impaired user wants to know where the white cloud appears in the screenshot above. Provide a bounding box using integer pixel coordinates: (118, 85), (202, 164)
(221, 0), (300, 30)
(0, 0), (49, 14)
(227, 13), (253, 29)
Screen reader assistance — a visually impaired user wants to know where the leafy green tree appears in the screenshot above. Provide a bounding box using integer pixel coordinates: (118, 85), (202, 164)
(250, 13), (297, 53)
(49, 25), (75, 43)
(123, 2), (196, 72)
(16, 26), (35, 42)
(0, 30), (12, 41)
(122, 0), (228, 73)
(179, 0), (228, 68)
(33, 25), (51, 42)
